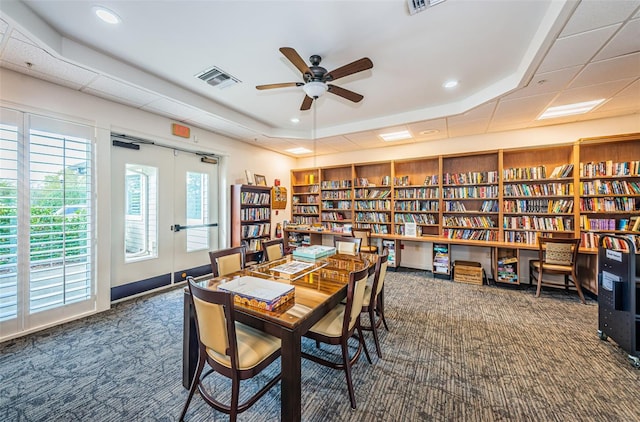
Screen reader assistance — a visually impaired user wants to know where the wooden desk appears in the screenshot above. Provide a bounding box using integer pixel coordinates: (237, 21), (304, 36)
(182, 253), (371, 422)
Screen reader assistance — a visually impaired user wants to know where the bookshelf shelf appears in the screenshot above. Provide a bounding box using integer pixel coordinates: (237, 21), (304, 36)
(231, 184), (272, 253)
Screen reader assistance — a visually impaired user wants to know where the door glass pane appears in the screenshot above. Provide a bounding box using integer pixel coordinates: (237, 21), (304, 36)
(186, 171), (209, 252)
(125, 164), (158, 261)
(0, 124), (18, 321)
(29, 129), (92, 314)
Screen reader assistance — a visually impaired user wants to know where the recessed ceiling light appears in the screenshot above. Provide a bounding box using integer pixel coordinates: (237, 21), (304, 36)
(537, 99), (605, 120)
(443, 80), (458, 89)
(286, 147), (312, 154)
(94, 7), (121, 24)
(379, 130), (412, 142)
(290, 118), (300, 124)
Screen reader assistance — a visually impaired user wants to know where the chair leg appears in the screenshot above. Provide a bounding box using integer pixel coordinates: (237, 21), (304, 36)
(341, 340), (357, 409)
(179, 355), (206, 421)
(358, 324), (372, 364)
(369, 307), (382, 358)
(229, 376), (240, 422)
(376, 296), (389, 331)
(535, 268), (543, 298)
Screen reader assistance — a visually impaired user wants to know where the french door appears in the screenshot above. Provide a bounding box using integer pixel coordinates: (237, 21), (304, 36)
(0, 108), (95, 339)
(110, 137), (219, 295)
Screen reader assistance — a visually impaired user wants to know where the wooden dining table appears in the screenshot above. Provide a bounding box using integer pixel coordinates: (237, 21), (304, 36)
(182, 252), (374, 422)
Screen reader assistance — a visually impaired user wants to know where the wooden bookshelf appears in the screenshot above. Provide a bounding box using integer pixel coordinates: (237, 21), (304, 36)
(230, 184), (272, 253)
(320, 165), (354, 232)
(442, 152), (500, 241)
(291, 168), (320, 225)
(392, 157), (441, 237)
(354, 162), (392, 234)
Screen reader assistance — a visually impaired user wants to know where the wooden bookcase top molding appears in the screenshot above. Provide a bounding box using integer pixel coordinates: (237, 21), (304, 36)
(289, 133), (640, 252)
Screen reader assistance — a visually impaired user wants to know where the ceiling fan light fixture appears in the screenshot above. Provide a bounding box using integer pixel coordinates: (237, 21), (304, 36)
(303, 81), (327, 98)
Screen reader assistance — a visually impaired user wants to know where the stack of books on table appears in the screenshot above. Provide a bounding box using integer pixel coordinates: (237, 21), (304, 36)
(292, 245), (336, 260)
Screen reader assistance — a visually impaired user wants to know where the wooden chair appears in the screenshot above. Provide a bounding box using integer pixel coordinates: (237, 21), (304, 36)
(529, 237), (585, 304)
(302, 265), (372, 409)
(361, 248), (389, 358)
(352, 227), (378, 253)
(180, 278), (281, 421)
(209, 246), (246, 277)
(261, 238), (286, 262)
(334, 236), (362, 255)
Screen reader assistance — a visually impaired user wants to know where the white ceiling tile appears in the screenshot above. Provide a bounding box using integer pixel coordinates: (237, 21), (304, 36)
(551, 78), (636, 105)
(560, 0), (639, 37)
(538, 25), (620, 73)
(142, 98), (202, 121)
(10, 29), (37, 46)
(448, 119), (491, 138)
(570, 52), (640, 88)
(0, 60), (84, 90)
(407, 118), (448, 135)
(493, 93), (556, 121)
(2, 38), (97, 86)
(83, 76), (160, 107)
(503, 67), (581, 100)
(594, 18), (640, 61)
(0, 19), (8, 35)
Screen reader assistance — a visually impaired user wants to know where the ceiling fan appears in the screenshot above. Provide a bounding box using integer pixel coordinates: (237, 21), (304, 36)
(256, 47), (373, 111)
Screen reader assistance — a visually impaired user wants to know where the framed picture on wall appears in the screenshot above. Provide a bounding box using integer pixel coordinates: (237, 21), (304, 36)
(254, 174), (267, 186)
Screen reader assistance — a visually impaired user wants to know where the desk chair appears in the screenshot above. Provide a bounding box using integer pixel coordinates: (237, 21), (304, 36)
(352, 227), (378, 253)
(180, 278), (281, 421)
(361, 248), (389, 358)
(209, 246), (246, 277)
(302, 265), (372, 409)
(529, 237), (585, 304)
(334, 236), (362, 255)
(261, 238), (286, 262)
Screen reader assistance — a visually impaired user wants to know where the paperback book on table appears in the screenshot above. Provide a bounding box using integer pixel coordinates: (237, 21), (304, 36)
(292, 245), (336, 260)
(218, 276), (294, 311)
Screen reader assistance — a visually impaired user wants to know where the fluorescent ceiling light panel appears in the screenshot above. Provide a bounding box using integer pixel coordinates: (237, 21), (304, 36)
(286, 147), (312, 154)
(537, 99), (605, 120)
(379, 130), (412, 142)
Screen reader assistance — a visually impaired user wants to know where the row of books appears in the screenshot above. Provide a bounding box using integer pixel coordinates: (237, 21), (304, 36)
(354, 212), (391, 223)
(444, 215), (496, 228)
(581, 232), (640, 251)
(354, 189), (391, 199)
(496, 255), (519, 283)
(321, 180), (351, 189)
(292, 205), (319, 214)
(321, 200), (352, 210)
(502, 216), (573, 231)
(292, 194), (318, 204)
(579, 197), (638, 212)
(580, 215), (640, 231)
(394, 200), (439, 211)
(321, 212), (350, 221)
(392, 175), (440, 187)
(443, 185), (499, 199)
(394, 213), (437, 224)
(240, 208), (270, 221)
(480, 200), (499, 212)
(240, 191), (270, 205)
(291, 216), (319, 225)
(443, 171), (499, 185)
(395, 225), (428, 236)
(503, 165), (547, 181)
(241, 223), (270, 239)
(354, 177), (391, 187)
(548, 164), (574, 178)
(579, 180), (640, 196)
(504, 231), (539, 245)
(503, 182), (574, 197)
(394, 187), (439, 199)
(355, 200), (391, 211)
(354, 223), (390, 234)
(503, 199), (574, 213)
(442, 228), (499, 241)
(321, 190), (352, 199)
(580, 160), (640, 177)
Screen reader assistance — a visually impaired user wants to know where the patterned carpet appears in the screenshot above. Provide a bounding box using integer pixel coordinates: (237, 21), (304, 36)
(1, 269), (639, 421)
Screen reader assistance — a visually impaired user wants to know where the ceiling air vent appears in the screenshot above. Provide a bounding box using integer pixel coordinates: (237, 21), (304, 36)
(196, 66), (240, 89)
(407, 0), (447, 15)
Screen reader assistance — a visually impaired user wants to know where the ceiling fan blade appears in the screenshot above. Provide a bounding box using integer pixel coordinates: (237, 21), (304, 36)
(256, 82), (303, 90)
(301, 95), (313, 111)
(324, 58), (373, 81)
(280, 47), (312, 76)
(327, 84), (364, 103)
